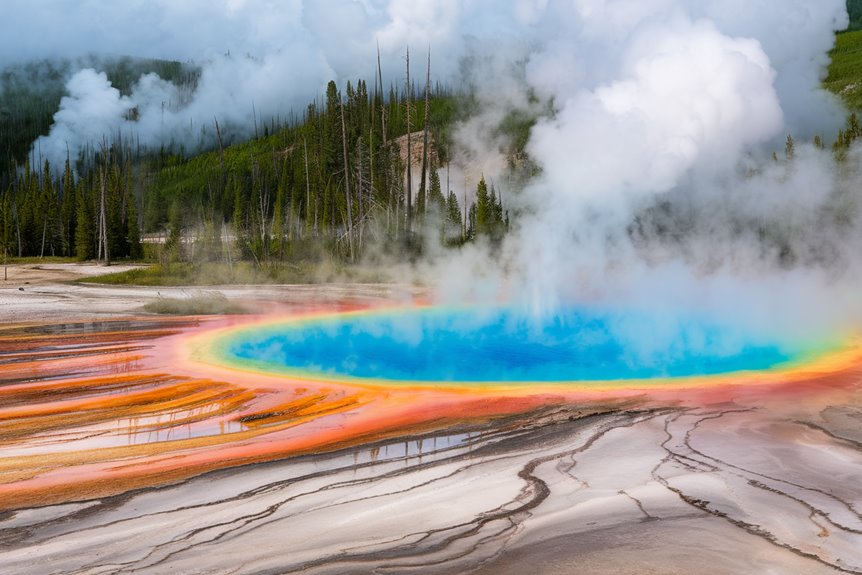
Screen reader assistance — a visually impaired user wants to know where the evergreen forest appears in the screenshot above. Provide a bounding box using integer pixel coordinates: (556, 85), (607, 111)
(2, 5), (862, 281)
(0, 52), (515, 278)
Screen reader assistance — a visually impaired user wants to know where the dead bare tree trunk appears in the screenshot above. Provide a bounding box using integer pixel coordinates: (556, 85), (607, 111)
(405, 46), (413, 238)
(463, 175), (468, 242)
(98, 167), (110, 265)
(214, 117), (227, 199)
(357, 136), (364, 253)
(377, 41), (391, 236)
(11, 172), (21, 258)
(252, 101), (258, 139)
(222, 222), (233, 272)
(419, 48), (431, 222)
(314, 152), (321, 236)
(39, 214), (47, 259)
(252, 162), (270, 263)
(14, 201), (20, 257)
(340, 94), (355, 262)
(302, 136), (314, 238)
(96, 171), (103, 261)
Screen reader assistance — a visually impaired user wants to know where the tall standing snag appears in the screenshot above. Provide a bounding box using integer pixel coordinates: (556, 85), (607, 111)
(376, 40), (392, 235)
(419, 48), (431, 224)
(340, 93), (355, 262)
(405, 46), (413, 238)
(97, 166), (110, 265)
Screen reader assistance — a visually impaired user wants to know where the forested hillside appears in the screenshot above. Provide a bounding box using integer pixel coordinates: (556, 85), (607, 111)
(1, 3), (861, 275)
(0, 56), (198, 179)
(0, 57), (515, 269)
(827, 29), (862, 108)
(849, 0), (862, 30)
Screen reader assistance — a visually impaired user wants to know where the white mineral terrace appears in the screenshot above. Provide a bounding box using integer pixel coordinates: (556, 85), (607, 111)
(1, 403), (860, 574)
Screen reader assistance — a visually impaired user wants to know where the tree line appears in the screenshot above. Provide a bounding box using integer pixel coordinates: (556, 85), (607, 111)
(0, 51), (514, 266)
(0, 152), (141, 262)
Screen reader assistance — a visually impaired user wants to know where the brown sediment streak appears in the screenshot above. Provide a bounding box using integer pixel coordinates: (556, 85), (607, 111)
(0, 311), (859, 515)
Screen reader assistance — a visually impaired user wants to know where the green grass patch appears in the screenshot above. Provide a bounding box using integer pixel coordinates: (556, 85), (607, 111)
(825, 29), (862, 109)
(1, 256), (81, 265)
(79, 266), (164, 285)
(141, 292), (248, 315)
(78, 261), (390, 286)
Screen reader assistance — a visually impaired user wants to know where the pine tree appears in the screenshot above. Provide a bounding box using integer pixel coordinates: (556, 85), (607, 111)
(75, 181), (94, 260)
(849, 113), (861, 140)
(126, 187), (142, 259)
(232, 173), (250, 257)
(272, 178), (286, 260)
(165, 199), (183, 264)
(489, 184), (505, 243)
(60, 157), (76, 257)
(474, 176), (491, 236)
(428, 164), (445, 214)
(1, 185), (11, 272)
(445, 190), (462, 244)
(38, 160), (57, 258)
(106, 166), (127, 259)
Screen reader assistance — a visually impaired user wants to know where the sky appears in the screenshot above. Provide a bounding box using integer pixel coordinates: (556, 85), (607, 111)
(1, 1), (848, 168)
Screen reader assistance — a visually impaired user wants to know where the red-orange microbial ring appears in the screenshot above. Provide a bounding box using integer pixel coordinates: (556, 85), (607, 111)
(186, 305), (860, 392)
(1, 306), (861, 511)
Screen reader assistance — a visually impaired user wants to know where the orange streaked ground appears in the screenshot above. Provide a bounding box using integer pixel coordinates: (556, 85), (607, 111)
(1, 305), (861, 512)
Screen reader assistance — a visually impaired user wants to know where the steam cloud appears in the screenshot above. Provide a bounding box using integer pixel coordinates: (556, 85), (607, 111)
(427, 0), (857, 341)
(5, 0), (861, 339)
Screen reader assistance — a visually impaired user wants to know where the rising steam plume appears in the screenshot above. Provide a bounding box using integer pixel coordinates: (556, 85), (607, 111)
(4, 0), (860, 338)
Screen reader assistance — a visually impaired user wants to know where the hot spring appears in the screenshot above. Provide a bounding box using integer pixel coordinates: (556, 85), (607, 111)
(198, 307), (842, 387)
